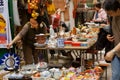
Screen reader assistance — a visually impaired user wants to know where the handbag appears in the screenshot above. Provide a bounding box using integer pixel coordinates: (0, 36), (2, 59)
(95, 28), (108, 50)
(96, 26), (114, 63)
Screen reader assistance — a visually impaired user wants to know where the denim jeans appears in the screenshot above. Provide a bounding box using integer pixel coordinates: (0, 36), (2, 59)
(111, 55), (120, 80)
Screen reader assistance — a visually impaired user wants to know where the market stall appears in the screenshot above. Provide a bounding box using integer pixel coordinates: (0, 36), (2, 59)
(0, 22), (105, 80)
(0, 0), (111, 80)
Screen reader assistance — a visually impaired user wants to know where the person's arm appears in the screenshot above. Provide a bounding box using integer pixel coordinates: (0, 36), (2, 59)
(105, 42), (120, 61)
(7, 22), (29, 49)
(7, 35), (21, 49)
(111, 43), (120, 54)
(106, 34), (114, 42)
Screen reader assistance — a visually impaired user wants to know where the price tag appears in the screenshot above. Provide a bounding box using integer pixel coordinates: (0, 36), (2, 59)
(57, 38), (65, 47)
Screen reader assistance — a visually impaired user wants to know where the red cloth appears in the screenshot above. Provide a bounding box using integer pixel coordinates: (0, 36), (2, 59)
(52, 14), (60, 29)
(73, 8), (77, 18)
(28, 3), (31, 14)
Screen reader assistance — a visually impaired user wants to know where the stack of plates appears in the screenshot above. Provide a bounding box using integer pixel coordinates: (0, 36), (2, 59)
(34, 43), (46, 47)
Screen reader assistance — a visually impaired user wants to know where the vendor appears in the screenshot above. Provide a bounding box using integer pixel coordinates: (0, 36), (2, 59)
(92, 2), (107, 24)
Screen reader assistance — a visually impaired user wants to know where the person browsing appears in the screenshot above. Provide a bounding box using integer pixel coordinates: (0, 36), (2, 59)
(7, 16), (44, 65)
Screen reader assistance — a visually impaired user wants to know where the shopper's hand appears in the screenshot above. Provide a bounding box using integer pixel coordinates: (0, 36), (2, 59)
(105, 50), (115, 61)
(100, 24), (106, 27)
(107, 34), (114, 42)
(6, 43), (12, 49)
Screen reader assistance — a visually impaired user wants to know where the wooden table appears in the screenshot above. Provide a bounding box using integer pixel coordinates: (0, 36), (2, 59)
(35, 40), (96, 70)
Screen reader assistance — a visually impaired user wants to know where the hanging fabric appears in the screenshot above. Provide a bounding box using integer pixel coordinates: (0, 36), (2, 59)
(46, 1), (55, 15)
(64, 7), (70, 21)
(53, 0), (66, 11)
(13, 0), (21, 26)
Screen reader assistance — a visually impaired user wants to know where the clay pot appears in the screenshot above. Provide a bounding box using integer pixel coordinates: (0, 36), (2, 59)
(35, 34), (46, 44)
